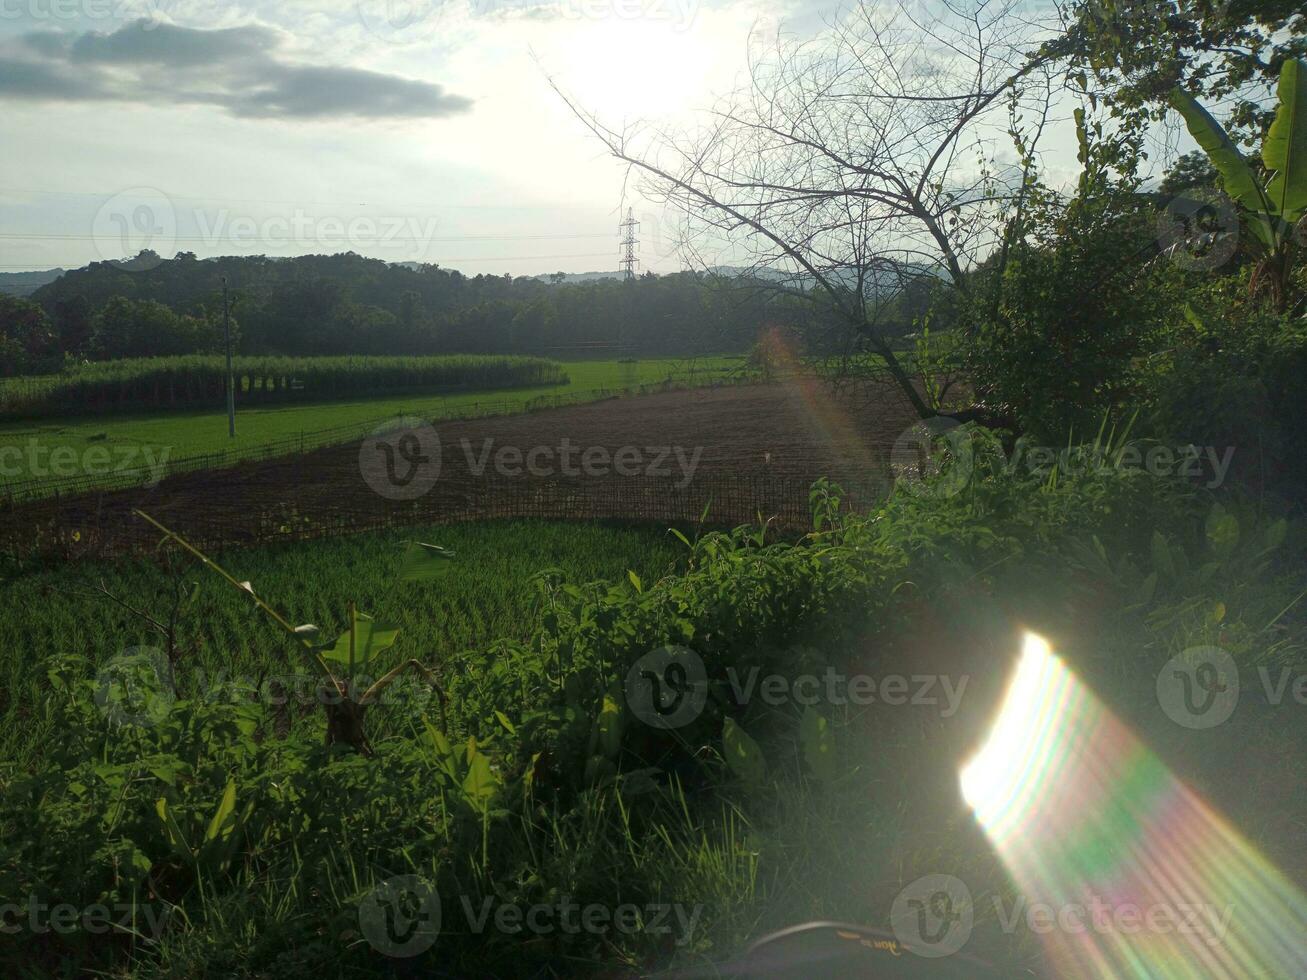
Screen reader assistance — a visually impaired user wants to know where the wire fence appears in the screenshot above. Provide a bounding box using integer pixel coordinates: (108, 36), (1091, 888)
(0, 467), (889, 562)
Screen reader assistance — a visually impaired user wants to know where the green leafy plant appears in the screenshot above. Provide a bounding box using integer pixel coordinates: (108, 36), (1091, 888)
(1171, 58), (1307, 311)
(134, 509), (453, 755)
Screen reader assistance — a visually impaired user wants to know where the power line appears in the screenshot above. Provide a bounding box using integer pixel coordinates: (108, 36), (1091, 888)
(0, 188), (613, 211)
(0, 232), (614, 244)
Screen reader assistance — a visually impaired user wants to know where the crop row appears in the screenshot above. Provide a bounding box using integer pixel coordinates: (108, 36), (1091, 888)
(0, 355), (569, 418)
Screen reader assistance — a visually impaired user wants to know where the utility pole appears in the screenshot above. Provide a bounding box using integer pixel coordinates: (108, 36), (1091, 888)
(222, 276), (235, 438)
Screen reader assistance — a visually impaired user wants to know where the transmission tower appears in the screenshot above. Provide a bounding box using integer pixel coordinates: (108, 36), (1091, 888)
(618, 208), (640, 281)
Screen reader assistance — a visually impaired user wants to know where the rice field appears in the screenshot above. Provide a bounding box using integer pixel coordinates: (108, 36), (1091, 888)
(0, 519), (686, 762)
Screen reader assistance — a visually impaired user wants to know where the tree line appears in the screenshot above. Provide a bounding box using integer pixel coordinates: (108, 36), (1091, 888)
(0, 252), (895, 375)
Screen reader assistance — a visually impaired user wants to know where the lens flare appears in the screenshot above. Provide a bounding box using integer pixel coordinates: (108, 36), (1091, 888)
(961, 632), (1307, 978)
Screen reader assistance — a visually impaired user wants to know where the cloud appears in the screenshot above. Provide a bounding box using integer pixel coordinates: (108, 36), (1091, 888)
(69, 21), (280, 67)
(0, 19), (472, 121)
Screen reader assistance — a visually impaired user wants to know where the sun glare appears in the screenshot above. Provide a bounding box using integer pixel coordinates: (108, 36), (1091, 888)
(960, 632), (1307, 976)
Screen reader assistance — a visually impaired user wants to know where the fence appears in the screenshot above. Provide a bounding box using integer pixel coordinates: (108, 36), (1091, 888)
(0, 467), (889, 562)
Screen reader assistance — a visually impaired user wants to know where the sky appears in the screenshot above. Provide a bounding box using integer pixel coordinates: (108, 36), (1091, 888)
(0, 0), (1169, 277)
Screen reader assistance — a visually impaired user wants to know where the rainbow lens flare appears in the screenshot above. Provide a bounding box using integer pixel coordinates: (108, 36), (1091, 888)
(961, 633), (1307, 978)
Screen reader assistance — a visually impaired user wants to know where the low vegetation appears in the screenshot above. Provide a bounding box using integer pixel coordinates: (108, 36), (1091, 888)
(0, 354), (568, 420)
(3, 441), (1303, 975)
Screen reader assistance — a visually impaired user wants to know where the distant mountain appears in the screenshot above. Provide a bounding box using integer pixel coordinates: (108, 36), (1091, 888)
(529, 270), (623, 284)
(0, 268), (65, 296)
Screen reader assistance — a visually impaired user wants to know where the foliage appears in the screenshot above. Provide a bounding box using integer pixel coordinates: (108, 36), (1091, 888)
(2, 447), (1305, 975)
(0, 293), (59, 376)
(1061, 0), (1305, 147)
(88, 297), (232, 361)
(0, 353), (568, 419)
(30, 252), (816, 361)
(959, 112), (1174, 440)
(1170, 58), (1307, 311)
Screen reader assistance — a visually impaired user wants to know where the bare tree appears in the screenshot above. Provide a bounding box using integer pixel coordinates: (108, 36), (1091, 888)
(555, 0), (1062, 422)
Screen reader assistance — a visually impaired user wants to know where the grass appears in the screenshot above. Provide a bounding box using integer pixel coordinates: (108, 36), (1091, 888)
(0, 518), (686, 763)
(0, 355), (744, 490)
(6, 436), (1305, 977)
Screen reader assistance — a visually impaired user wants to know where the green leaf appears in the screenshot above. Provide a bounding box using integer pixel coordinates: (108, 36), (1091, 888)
(1264, 59), (1307, 221)
(421, 718), (459, 781)
(461, 739), (499, 810)
(1205, 502), (1240, 560)
(589, 681), (625, 761)
(154, 797), (192, 861)
(203, 777), (238, 846)
(800, 706), (837, 784)
(722, 717), (767, 785)
(1170, 88), (1272, 217)
(627, 569), (643, 593)
(319, 614), (400, 672)
(398, 541), (456, 584)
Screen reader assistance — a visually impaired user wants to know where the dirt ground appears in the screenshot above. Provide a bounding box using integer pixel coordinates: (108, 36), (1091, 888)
(2, 381), (923, 557)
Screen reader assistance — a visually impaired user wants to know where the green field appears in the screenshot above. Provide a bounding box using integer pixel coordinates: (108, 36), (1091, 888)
(5, 447), (1305, 977)
(0, 519), (685, 763)
(0, 356), (744, 490)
